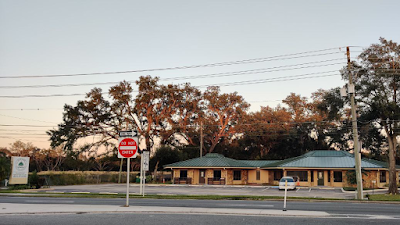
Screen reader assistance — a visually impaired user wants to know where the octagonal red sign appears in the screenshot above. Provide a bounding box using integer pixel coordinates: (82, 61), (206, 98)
(118, 138), (138, 158)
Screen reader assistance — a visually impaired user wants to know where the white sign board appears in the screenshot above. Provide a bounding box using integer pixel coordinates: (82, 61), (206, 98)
(9, 157), (30, 185)
(119, 130), (138, 137)
(142, 151), (150, 171)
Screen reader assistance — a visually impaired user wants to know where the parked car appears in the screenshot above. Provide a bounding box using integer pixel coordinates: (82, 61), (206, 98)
(279, 176), (296, 190)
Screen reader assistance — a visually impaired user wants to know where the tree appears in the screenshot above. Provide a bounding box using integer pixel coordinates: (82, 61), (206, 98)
(240, 106), (291, 158)
(342, 38), (400, 194)
(0, 152), (10, 182)
(202, 86), (250, 153)
(48, 86), (118, 154)
(9, 140), (35, 157)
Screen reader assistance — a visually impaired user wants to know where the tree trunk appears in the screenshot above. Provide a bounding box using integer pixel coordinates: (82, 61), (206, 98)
(208, 140), (219, 153)
(154, 160), (160, 183)
(387, 135), (399, 194)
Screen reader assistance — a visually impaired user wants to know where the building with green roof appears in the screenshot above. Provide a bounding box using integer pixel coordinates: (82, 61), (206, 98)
(164, 150), (400, 188)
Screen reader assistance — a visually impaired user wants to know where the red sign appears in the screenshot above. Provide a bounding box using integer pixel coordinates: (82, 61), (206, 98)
(118, 138), (138, 158)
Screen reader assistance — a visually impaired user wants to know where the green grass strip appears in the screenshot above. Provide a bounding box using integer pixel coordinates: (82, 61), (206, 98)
(367, 194), (400, 201)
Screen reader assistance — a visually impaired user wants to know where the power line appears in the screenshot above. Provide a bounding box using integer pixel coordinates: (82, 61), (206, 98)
(0, 124), (55, 127)
(0, 114), (58, 124)
(0, 48), (344, 79)
(0, 59), (344, 89)
(0, 108), (63, 111)
(197, 73), (339, 88)
(0, 70), (342, 98)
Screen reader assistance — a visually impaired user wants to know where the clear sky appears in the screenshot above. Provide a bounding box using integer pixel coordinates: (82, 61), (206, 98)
(1, 0), (399, 149)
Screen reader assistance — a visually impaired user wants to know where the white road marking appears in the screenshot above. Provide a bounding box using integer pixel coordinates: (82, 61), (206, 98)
(71, 192), (90, 194)
(218, 204), (274, 207)
(25, 200), (75, 203)
(309, 188), (312, 192)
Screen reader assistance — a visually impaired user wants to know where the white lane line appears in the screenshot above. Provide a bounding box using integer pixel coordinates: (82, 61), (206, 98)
(99, 192), (118, 195)
(71, 192), (90, 194)
(218, 204), (274, 207)
(25, 200), (75, 203)
(45, 191), (64, 194)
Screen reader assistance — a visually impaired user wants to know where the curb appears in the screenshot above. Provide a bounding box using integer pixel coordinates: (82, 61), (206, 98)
(340, 188), (389, 193)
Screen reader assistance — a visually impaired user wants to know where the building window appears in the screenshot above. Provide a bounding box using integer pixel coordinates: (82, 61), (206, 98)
(256, 170), (261, 180)
(274, 170), (283, 181)
(287, 171), (308, 182)
(233, 171), (241, 180)
(333, 171), (342, 182)
(311, 171), (314, 182)
(180, 170), (187, 178)
(214, 170), (221, 179)
(380, 171), (386, 183)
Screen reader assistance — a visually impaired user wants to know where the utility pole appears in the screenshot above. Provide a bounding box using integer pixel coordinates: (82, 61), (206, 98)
(200, 121), (203, 157)
(347, 46), (364, 200)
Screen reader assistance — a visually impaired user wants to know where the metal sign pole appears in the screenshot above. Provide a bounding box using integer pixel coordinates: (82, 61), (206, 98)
(125, 157), (130, 207)
(139, 154), (143, 195)
(283, 180), (287, 211)
(143, 169), (146, 197)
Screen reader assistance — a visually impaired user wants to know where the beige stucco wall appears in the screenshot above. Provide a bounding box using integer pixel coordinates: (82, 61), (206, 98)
(173, 168), (399, 187)
(192, 170), (199, 185)
(248, 169), (270, 184)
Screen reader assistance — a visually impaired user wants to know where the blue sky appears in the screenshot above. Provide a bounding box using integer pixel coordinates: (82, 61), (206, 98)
(1, 0), (399, 148)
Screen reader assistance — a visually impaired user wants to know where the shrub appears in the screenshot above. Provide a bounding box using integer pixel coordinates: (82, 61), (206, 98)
(29, 171), (40, 189)
(37, 171), (139, 186)
(8, 184), (30, 190)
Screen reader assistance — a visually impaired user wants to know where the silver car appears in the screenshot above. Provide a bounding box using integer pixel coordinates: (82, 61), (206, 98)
(279, 176), (296, 190)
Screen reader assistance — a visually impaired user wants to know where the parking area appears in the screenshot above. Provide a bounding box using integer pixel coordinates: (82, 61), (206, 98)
(32, 184), (371, 199)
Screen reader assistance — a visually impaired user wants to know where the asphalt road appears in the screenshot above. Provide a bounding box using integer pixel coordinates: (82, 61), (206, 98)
(39, 184), (361, 199)
(0, 213), (398, 225)
(1, 196), (400, 217)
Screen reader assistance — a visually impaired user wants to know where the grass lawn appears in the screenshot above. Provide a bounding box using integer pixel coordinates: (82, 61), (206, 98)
(368, 194), (400, 201)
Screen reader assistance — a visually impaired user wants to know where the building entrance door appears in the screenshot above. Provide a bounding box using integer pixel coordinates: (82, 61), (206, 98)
(318, 171), (324, 186)
(199, 169), (206, 184)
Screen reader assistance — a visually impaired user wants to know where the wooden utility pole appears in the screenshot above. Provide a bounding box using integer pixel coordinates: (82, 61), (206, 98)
(347, 46), (364, 200)
(200, 121), (203, 157)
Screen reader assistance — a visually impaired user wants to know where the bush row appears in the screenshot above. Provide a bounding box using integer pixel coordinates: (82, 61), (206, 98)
(36, 171), (140, 186)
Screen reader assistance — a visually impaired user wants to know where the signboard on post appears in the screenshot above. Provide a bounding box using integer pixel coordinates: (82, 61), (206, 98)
(9, 157), (30, 185)
(118, 137), (138, 158)
(142, 151), (149, 171)
(119, 130), (138, 137)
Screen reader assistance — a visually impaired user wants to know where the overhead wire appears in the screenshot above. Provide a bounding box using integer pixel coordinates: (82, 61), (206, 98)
(0, 70), (343, 98)
(0, 59), (344, 89)
(0, 48), (345, 79)
(0, 114), (58, 124)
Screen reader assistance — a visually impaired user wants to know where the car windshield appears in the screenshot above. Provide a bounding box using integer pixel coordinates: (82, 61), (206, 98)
(280, 177), (294, 182)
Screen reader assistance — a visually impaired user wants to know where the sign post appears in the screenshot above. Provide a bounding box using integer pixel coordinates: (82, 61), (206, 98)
(142, 151), (149, 196)
(283, 180), (288, 211)
(118, 133), (138, 207)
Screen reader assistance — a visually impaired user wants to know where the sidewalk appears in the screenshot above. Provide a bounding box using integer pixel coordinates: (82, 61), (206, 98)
(0, 203), (329, 217)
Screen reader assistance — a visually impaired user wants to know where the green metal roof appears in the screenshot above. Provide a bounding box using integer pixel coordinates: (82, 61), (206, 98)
(164, 150), (397, 170)
(266, 150), (390, 169)
(164, 153), (254, 168)
(240, 160), (280, 168)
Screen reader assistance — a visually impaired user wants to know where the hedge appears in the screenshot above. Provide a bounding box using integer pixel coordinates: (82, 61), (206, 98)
(36, 171), (140, 186)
